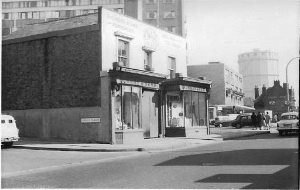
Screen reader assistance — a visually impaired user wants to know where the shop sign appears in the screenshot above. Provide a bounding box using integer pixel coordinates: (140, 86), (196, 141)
(81, 118), (101, 123)
(116, 79), (159, 89)
(179, 85), (207, 92)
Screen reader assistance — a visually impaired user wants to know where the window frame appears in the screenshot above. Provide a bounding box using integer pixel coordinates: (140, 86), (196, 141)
(168, 56), (176, 79)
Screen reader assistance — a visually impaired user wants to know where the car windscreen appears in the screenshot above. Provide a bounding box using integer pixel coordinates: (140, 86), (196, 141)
(281, 115), (297, 120)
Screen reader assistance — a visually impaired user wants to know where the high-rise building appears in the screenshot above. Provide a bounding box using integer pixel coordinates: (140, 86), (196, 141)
(238, 49), (279, 99)
(2, 0), (125, 36)
(124, 0), (185, 36)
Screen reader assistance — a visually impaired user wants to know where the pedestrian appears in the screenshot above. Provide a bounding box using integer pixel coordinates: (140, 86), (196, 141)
(257, 111), (262, 130)
(265, 112), (271, 130)
(251, 112), (257, 130)
(261, 113), (266, 130)
(273, 114), (278, 123)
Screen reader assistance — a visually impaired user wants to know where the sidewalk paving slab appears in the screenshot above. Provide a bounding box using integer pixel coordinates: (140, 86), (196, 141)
(10, 128), (270, 152)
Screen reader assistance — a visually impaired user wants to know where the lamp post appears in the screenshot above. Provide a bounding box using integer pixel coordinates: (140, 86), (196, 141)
(286, 57), (300, 111)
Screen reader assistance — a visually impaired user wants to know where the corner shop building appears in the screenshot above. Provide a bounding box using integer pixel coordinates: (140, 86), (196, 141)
(2, 7), (211, 144)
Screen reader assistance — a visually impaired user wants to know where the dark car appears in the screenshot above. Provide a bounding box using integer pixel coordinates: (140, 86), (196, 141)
(231, 114), (252, 128)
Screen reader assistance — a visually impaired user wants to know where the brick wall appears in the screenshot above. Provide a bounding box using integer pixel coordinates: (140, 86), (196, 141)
(2, 30), (101, 110)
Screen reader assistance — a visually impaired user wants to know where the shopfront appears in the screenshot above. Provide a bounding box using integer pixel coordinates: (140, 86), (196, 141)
(161, 75), (212, 137)
(109, 65), (166, 144)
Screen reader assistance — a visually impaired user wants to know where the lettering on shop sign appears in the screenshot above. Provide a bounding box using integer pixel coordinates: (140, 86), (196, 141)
(116, 79), (159, 89)
(179, 85), (207, 92)
(81, 118), (101, 123)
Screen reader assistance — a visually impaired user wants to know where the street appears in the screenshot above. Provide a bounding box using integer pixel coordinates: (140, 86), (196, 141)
(1, 132), (298, 189)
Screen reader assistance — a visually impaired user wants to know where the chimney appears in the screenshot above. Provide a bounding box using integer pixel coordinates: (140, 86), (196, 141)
(254, 85), (259, 99)
(175, 73), (183, 78)
(262, 84), (267, 94)
(274, 80), (280, 87)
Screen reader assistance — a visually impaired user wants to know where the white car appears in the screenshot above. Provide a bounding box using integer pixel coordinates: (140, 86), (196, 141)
(1, 114), (20, 147)
(277, 112), (299, 136)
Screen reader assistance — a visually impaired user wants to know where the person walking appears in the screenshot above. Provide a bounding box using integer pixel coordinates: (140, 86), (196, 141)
(251, 112), (257, 130)
(261, 113), (266, 130)
(265, 112), (271, 130)
(257, 111), (262, 130)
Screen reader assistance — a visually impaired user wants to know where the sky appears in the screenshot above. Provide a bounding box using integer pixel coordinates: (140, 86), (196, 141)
(185, 0), (299, 103)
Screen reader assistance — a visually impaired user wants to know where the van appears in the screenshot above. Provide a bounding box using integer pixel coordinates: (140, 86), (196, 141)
(1, 114), (19, 147)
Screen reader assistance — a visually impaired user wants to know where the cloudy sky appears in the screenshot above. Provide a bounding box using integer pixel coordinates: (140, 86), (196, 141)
(185, 0), (299, 103)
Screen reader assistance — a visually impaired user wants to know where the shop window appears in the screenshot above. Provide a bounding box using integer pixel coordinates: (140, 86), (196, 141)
(168, 56), (176, 78)
(184, 92), (206, 127)
(118, 39), (129, 67)
(115, 85), (141, 130)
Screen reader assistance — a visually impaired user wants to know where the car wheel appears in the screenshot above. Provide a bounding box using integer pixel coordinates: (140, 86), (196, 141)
(236, 124), (241, 129)
(3, 142), (13, 148)
(279, 131), (283, 136)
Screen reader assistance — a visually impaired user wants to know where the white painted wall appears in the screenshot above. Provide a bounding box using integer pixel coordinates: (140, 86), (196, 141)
(101, 8), (188, 76)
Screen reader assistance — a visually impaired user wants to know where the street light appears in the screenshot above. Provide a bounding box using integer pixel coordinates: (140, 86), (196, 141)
(286, 57), (300, 83)
(286, 57), (300, 111)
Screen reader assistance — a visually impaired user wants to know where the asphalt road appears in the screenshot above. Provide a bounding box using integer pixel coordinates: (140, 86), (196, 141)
(1, 133), (298, 189)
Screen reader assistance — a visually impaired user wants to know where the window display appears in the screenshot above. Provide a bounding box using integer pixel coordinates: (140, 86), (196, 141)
(183, 91), (206, 127)
(114, 85), (141, 130)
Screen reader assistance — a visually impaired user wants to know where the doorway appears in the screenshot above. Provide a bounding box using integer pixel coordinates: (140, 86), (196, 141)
(142, 91), (159, 138)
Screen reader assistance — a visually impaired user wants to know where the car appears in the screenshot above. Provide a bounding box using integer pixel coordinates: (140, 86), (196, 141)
(277, 112), (299, 136)
(1, 114), (20, 148)
(231, 113), (252, 129)
(214, 114), (239, 127)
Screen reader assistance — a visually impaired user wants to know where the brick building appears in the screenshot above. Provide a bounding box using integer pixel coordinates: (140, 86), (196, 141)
(2, 7), (211, 144)
(254, 80), (297, 116)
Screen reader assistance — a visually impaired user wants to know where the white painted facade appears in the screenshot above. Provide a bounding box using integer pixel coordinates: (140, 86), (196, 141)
(101, 8), (187, 76)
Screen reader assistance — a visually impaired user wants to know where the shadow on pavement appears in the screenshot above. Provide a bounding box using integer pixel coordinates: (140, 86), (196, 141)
(156, 148), (298, 189)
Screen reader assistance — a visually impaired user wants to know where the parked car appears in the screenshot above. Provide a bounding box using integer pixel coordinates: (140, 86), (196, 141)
(277, 112), (299, 136)
(1, 114), (19, 148)
(214, 114), (239, 127)
(231, 113), (252, 129)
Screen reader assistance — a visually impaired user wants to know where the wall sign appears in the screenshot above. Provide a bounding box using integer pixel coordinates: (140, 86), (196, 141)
(269, 101), (276, 105)
(116, 79), (159, 89)
(81, 118), (101, 123)
(179, 85), (207, 92)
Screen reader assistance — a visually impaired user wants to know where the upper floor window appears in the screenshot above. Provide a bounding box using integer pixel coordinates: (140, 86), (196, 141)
(146, 11), (157, 19)
(163, 0), (175, 3)
(118, 39), (129, 67)
(168, 56), (176, 78)
(164, 11), (175, 18)
(166, 26), (176, 33)
(144, 50), (152, 70)
(146, 0), (157, 4)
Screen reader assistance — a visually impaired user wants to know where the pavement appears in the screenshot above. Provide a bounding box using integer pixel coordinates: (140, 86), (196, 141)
(9, 126), (274, 152)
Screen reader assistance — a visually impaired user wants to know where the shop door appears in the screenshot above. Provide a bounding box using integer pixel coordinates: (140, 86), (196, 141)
(142, 91), (158, 138)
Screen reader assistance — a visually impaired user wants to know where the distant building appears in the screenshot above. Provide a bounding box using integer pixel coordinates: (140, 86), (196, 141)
(188, 62), (244, 106)
(187, 62), (254, 120)
(124, 0), (185, 36)
(2, 0), (125, 36)
(238, 49), (279, 99)
(254, 80), (297, 116)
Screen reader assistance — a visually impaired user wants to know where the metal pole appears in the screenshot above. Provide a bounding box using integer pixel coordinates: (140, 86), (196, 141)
(285, 57), (300, 112)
